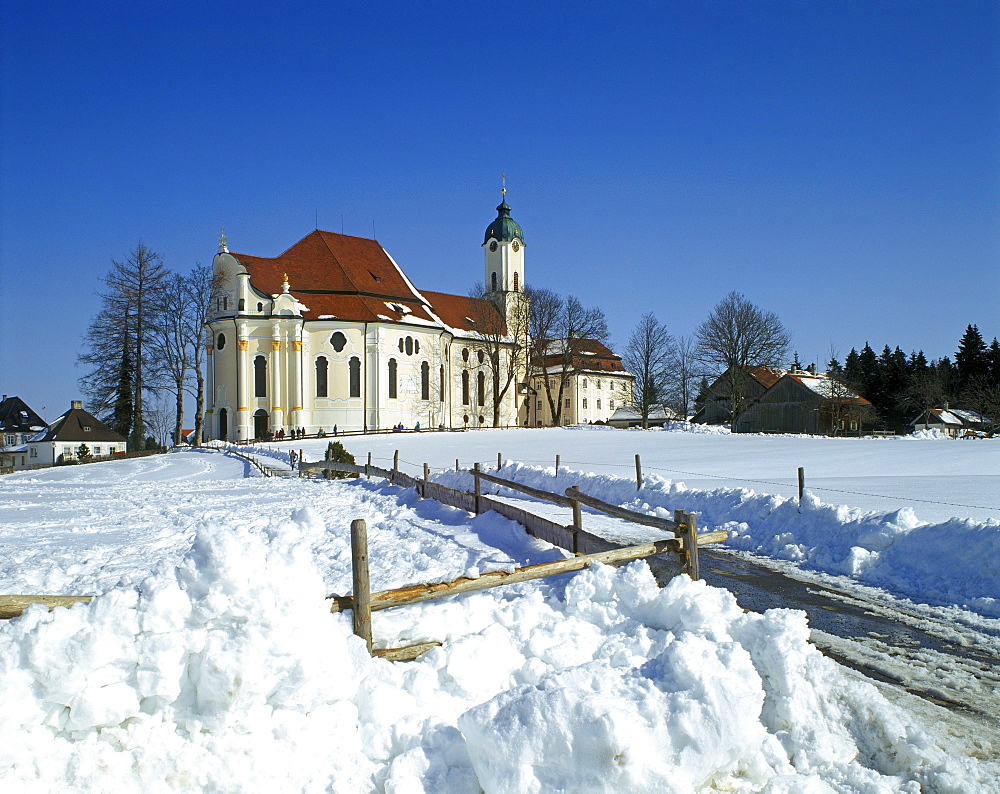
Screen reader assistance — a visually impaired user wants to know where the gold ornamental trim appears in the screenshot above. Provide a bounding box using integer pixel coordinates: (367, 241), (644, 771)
(271, 406), (283, 412)
(238, 340), (248, 351)
(293, 406), (303, 411)
(271, 340), (281, 351)
(238, 406), (249, 412)
(293, 341), (302, 351)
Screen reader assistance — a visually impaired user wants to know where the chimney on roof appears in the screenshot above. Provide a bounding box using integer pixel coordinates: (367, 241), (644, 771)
(807, 363), (817, 375)
(71, 400), (83, 410)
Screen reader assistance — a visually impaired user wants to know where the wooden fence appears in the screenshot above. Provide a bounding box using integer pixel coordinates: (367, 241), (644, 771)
(1, 449), (726, 665)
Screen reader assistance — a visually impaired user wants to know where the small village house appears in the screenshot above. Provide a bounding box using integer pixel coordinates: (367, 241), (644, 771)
(0, 395), (48, 471)
(27, 401), (127, 467)
(911, 407), (992, 437)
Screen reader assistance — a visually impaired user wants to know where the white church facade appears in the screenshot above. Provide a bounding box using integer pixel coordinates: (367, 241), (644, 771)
(205, 199), (529, 440)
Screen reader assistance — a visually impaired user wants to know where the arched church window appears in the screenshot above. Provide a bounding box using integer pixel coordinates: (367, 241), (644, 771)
(257, 302), (264, 313)
(513, 273), (519, 292)
(388, 359), (397, 399)
(462, 348), (469, 362)
(331, 332), (347, 352)
(462, 371), (470, 405)
(398, 339), (404, 353)
(254, 356), (267, 397)
(477, 371), (486, 406)
(238, 299), (245, 311)
(415, 339), (420, 354)
(421, 361), (429, 400)
(439, 365), (445, 402)
(316, 357), (329, 397)
(491, 272), (498, 292)
(349, 357), (361, 398)
(477, 350), (485, 364)
(405, 337), (413, 356)
(217, 333), (226, 351)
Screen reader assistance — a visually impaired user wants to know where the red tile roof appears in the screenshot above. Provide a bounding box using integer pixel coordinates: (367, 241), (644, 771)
(232, 230), (498, 333)
(747, 366), (786, 389)
(420, 290), (505, 335)
(534, 338), (629, 374)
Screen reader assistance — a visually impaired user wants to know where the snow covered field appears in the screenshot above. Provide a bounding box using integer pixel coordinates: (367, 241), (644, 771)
(0, 428), (998, 791)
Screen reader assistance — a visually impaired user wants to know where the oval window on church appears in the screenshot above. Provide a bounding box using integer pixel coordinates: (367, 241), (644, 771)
(331, 332), (347, 352)
(405, 337), (413, 356)
(217, 334), (226, 351)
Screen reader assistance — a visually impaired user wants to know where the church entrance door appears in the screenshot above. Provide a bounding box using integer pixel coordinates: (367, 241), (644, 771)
(253, 410), (269, 440)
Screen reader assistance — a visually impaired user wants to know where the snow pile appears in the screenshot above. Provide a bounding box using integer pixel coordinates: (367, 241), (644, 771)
(436, 463), (1000, 618)
(0, 508), (988, 791)
(658, 420), (731, 434)
(905, 428), (952, 440)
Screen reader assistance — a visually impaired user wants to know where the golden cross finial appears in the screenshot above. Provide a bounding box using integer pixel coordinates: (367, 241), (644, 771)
(501, 173), (507, 196)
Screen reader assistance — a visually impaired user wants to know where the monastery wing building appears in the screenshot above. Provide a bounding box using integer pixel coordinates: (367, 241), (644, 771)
(206, 199), (528, 440)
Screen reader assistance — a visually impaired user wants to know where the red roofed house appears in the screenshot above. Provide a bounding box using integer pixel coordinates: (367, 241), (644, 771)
(206, 197), (531, 439)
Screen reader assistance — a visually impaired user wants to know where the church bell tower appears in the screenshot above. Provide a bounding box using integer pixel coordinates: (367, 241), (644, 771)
(483, 181), (525, 318)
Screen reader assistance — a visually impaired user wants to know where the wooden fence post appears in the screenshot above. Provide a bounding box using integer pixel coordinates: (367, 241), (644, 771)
(569, 485), (583, 552)
(685, 512), (700, 580)
(393, 450), (399, 484)
(798, 467), (805, 511)
(635, 454), (642, 490)
(350, 519), (373, 654)
(299, 449), (304, 478)
(423, 463), (430, 498)
(555, 454), (560, 477)
(498, 452), (502, 471)
(367, 452), (372, 479)
(674, 509), (687, 572)
(455, 458), (459, 472)
(474, 462), (482, 514)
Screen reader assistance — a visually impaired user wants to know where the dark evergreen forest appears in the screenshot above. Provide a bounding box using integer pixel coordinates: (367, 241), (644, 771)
(826, 325), (1000, 432)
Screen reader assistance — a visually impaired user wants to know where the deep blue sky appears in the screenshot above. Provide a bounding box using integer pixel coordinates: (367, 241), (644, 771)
(2, 1), (997, 422)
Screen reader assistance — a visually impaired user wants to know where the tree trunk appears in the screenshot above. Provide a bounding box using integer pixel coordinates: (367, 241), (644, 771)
(193, 366), (205, 446)
(173, 375), (185, 446)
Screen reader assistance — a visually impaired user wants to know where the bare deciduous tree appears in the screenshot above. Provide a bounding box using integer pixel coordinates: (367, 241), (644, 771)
(526, 289), (609, 426)
(622, 313), (674, 428)
(468, 284), (529, 427)
(694, 291), (790, 424)
(666, 334), (700, 418)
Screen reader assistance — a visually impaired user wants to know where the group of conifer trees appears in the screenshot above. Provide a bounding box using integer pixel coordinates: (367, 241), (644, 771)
(827, 325), (1000, 431)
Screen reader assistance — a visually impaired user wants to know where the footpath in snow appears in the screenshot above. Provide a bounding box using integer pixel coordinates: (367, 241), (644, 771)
(0, 447), (997, 790)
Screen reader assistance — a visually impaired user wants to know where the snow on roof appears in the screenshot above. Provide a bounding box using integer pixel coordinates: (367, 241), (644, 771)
(787, 372), (869, 403)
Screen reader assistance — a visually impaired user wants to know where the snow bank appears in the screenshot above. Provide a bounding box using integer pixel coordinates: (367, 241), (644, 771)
(435, 463), (1000, 618)
(0, 509), (988, 791)
(905, 428), (951, 440)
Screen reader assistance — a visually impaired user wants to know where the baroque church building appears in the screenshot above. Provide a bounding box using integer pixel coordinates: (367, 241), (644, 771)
(206, 198), (529, 440)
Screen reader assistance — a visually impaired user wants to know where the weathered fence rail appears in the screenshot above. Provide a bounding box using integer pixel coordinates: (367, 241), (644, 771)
(303, 455), (716, 581)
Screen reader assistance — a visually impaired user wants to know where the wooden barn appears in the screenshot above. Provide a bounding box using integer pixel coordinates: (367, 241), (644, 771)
(734, 371), (873, 435)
